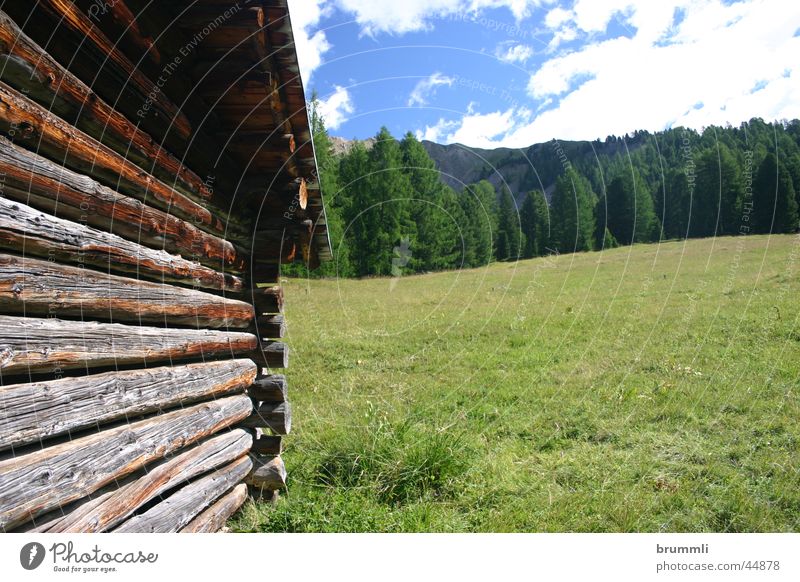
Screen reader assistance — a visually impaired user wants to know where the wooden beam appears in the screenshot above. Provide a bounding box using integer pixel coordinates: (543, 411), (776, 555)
(0, 360), (257, 451)
(251, 431), (283, 456)
(239, 402), (292, 435)
(249, 341), (289, 369)
(0, 198), (244, 293)
(0, 136), (245, 273)
(2, 2), (192, 139)
(252, 286), (285, 314)
(0, 315), (257, 376)
(29, 429), (252, 533)
(0, 394), (253, 531)
(180, 483), (248, 533)
(0, 81), (233, 240)
(114, 455), (253, 533)
(0, 12), (214, 210)
(247, 374), (288, 403)
(246, 455), (287, 491)
(256, 315), (287, 339)
(0, 254), (254, 329)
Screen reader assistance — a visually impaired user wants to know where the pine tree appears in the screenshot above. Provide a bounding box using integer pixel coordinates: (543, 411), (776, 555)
(399, 132), (455, 271)
(459, 180), (497, 267)
(550, 168), (596, 252)
(752, 153), (798, 233)
(693, 145), (743, 236)
(366, 127), (414, 275)
(605, 168), (658, 245)
(496, 186), (521, 260)
(520, 189), (549, 257)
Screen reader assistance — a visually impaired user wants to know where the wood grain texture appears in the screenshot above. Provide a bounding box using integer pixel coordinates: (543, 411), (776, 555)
(251, 431), (283, 456)
(247, 374), (288, 402)
(179, 483), (248, 533)
(114, 455), (253, 533)
(0, 254), (254, 328)
(246, 455), (287, 491)
(0, 394), (253, 531)
(0, 135), (243, 272)
(256, 314), (286, 338)
(0, 82), (231, 238)
(0, 314), (258, 376)
(0, 10), (245, 234)
(38, 430), (253, 533)
(0, 197), (243, 292)
(239, 402), (292, 435)
(0, 359), (257, 450)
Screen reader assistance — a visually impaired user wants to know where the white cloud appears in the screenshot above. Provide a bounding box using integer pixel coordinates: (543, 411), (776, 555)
(408, 73), (456, 106)
(318, 86), (354, 130)
(544, 6), (573, 28)
(334, 0), (544, 35)
(495, 43), (536, 63)
(420, 0), (800, 148)
(287, 0), (332, 84)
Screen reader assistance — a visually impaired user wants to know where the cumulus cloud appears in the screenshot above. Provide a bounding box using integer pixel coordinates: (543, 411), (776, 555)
(318, 86), (355, 130)
(287, 0), (332, 84)
(420, 0), (800, 147)
(408, 73), (456, 106)
(495, 43), (536, 63)
(334, 0), (544, 35)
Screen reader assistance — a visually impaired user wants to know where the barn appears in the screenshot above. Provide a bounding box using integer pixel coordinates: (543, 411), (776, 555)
(0, 0), (329, 532)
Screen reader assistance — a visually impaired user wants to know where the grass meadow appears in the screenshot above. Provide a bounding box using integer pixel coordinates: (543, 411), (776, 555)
(231, 234), (800, 532)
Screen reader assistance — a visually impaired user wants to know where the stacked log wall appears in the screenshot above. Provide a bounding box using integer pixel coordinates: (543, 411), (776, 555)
(0, 1), (317, 532)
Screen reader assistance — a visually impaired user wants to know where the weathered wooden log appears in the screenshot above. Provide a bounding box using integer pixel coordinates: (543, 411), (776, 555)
(247, 374), (288, 403)
(249, 341), (290, 369)
(0, 81), (233, 240)
(251, 233), (297, 265)
(239, 402), (292, 435)
(0, 198), (243, 292)
(30, 429), (253, 533)
(246, 455), (287, 491)
(0, 394), (252, 531)
(0, 359), (257, 451)
(0, 11), (249, 240)
(2, 3), (192, 140)
(252, 286), (285, 314)
(250, 263), (280, 285)
(0, 136), (244, 272)
(114, 455), (253, 533)
(256, 315), (287, 339)
(0, 315), (257, 376)
(180, 483), (248, 533)
(251, 431), (283, 456)
(0, 12), (201, 204)
(0, 254), (254, 328)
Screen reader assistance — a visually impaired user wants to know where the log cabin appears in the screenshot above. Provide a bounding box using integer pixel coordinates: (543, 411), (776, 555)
(0, 0), (330, 532)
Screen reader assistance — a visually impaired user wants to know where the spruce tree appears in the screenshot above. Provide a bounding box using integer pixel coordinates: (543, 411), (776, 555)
(520, 189), (549, 257)
(399, 132), (454, 271)
(496, 185), (521, 260)
(605, 168), (658, 245)
(752, 153), (798, 233)
(550, 168), (596, 252)
(459, 180), (497, 267)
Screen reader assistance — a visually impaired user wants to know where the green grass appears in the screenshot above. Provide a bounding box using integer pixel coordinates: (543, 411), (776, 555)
(231, 234), (800, 532)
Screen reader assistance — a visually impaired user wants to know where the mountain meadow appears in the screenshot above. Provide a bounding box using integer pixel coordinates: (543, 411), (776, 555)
(233, 234), (800, 532)
(231, 108), (800, 532)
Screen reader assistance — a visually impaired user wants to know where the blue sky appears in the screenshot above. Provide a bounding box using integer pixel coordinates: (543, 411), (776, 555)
(286, 0), (800, 147)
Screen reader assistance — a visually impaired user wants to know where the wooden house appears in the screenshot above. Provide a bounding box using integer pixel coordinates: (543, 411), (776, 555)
(0, 0), (329, 532)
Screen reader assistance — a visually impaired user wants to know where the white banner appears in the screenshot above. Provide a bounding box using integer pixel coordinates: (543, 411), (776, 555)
(1, 533), (798, 581)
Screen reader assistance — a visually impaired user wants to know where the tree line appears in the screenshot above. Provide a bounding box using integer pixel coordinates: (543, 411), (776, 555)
(300, 100), (800, 278)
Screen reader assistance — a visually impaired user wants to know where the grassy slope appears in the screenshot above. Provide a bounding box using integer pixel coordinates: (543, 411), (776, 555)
(232, 235), (800, 532)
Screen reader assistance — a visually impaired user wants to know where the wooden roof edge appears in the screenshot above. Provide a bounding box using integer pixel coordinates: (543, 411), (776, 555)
(264, 0), (332, 263)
